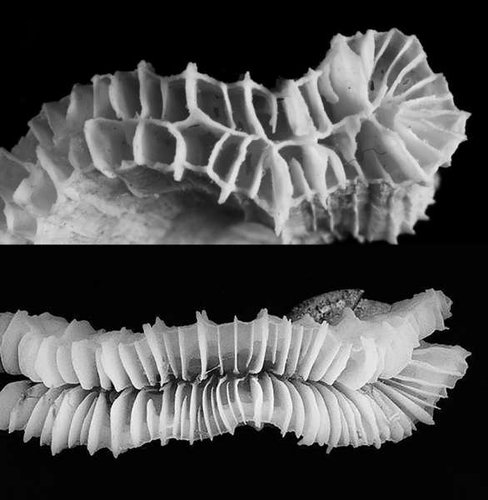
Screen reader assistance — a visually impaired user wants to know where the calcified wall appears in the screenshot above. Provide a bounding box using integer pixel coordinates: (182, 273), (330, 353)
(0, 290), (470, 455)
(0, 28), (469, 244)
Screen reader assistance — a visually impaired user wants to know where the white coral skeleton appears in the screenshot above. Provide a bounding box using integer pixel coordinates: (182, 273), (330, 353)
(0, 28), (469, 244)
(0, 289), (470, 455)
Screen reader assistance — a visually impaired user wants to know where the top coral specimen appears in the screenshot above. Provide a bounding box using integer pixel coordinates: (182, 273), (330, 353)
(0, 29), (469, 244)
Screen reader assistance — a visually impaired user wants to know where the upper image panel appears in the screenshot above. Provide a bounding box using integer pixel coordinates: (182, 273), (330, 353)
(0, 10), (477, 244)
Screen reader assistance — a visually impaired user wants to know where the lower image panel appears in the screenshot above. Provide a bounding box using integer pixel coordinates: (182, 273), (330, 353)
(0, 245), (484, 497)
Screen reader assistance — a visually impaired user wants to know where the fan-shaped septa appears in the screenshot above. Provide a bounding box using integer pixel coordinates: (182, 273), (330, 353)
(137, 61), (163, 120)
(0, 149), (30, 201)
(84, 119), (137, 178)
(13, 167), (57, 217)
(36, 146), (74, 189)
(0, 339), (469, 456)
(279, 79), (317, 137)
(317, 33), (375, 123)
(266, 148), (294, 234)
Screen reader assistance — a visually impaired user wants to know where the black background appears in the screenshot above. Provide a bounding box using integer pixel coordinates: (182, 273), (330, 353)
(0, 245), (486, 498)
(0, 4), (486, 499)
(0, 6), (483, 244)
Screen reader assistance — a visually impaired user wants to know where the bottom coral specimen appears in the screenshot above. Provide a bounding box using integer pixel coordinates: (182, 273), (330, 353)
(0, 289), (470, 455)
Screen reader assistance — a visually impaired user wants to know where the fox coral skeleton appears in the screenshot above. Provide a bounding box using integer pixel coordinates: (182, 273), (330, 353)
(0, 29), (469, 244)
(0, 289), (470, 454)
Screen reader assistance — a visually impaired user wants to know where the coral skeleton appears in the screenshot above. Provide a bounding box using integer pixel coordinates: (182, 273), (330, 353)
(0, 289), (470, 454)
(0, 29), (469, 244)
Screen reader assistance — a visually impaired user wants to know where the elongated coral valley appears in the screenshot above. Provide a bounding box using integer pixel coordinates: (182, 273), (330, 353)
(0, 290), (470, 455)
(0, 29), (469, 244)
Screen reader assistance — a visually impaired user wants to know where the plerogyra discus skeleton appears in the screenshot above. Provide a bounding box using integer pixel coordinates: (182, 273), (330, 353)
(0, 29), (469, 244)
(0, 289), (470, 455)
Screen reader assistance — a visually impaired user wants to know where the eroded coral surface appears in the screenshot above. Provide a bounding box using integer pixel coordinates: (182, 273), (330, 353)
(0, 29), (469, 244)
